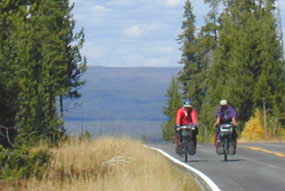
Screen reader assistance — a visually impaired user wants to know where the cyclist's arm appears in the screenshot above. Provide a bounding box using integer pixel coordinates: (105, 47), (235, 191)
(215, 117), (221, 127)
(229, 106), (238, 126)
(175, 109), (182, 127)
(215, 107), (221, 127)
(232, 117), (238, 126)
(190, 109), (198, 125)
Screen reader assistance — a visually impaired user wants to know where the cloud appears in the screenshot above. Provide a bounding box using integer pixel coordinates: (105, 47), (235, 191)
(92, 5), (106, 12)
(103, 0), (186, 9)
(70, 0), (210, 67)
(124, 23), (167, 38)
(124, 25), (146, 38)
(70, 1), (111, 25)
(152, 46), (174, 54)
(164, 0), (185, 8)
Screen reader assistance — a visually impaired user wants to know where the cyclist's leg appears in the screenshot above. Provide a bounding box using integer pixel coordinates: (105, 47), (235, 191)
(193, 130), (197, 148)
(214, 126), (220, 146)
(175, 132), (180, 146)
(233, 128), (237, 147)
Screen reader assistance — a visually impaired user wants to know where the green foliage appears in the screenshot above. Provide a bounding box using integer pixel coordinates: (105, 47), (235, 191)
(202, 0), (285, 133)
(0, 1), (22, 147)
(0, 147), (51, 180)
(161, 77), (182, 141)
(165, 0), (285, 141)
(177, 0), (204, 109)
(161, 121), (176, 142)
(177, 0), (213, 113)
(203, 0), (221, 42)
(0, 0), (86, 147)
(198, 102), (217, 142)
(79, 130), (91, 141)
(163, 77), (183, 118)
(207, 0), (284, 122)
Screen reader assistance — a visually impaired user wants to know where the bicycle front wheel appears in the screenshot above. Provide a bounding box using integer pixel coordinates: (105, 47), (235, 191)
(184, 142), (188, 162)
(223, 139), (228, 161)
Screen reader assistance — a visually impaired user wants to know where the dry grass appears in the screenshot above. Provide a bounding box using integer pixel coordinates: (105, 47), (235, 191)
(5, 137), (200, 191)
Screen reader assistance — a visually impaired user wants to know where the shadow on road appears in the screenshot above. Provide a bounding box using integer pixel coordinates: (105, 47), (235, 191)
(185, 160), (210, 163)
(176, 158), (247, 163)
(220, 159), (246, 162)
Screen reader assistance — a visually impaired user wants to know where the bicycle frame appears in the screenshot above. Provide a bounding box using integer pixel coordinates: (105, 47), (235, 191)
(177, 125), (196, 162)
(219, 124), (233, 161)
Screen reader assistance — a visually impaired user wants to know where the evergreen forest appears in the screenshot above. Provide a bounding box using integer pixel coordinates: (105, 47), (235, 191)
(162, 0), (285, 142)
(0, 0), (86, 180)
(0, 0), (86, 148)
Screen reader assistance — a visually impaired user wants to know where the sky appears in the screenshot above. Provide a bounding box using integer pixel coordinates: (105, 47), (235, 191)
(70, 0), (285, 67)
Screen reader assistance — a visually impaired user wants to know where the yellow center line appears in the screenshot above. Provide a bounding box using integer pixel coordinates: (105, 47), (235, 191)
(240, 145), (285, 158)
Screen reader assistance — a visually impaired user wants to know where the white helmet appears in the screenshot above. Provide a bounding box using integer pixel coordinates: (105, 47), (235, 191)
(220, 99), (227, 106)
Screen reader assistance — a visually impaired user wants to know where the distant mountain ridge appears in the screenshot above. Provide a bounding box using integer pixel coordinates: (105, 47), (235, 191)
(64, 66), (182, 122)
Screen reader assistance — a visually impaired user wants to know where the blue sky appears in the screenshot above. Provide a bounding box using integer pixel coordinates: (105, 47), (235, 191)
(71, 0), (285, 67)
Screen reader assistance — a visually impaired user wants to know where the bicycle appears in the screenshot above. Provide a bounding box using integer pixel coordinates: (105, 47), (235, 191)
(176, 125), (196, 162)
(216, 123), (236, 161)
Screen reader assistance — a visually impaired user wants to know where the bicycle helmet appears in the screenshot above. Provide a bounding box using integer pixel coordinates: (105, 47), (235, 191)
(183, 99), (192, 107)
(220, 99), (227, 105)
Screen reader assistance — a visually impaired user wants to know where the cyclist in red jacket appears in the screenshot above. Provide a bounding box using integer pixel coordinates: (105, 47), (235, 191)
(175, 99), (198, 154)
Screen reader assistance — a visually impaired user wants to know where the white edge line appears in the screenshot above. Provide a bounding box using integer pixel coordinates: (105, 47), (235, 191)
(144, 145), (221, 191)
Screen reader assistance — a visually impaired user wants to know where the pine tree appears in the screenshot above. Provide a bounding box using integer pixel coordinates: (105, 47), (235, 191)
(6, 0), (87, 145)
(0, 1), (27, 147)
(252, 0), (285, 134)
(177, 0), (206, 110)
(161, 77), (182, 141)
(203, 0), (221, 41)
(58, 0), (87, 120)
(0, 0), (86, 147)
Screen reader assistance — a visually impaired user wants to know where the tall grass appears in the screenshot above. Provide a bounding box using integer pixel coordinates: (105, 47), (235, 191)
(5, 137), (200, 191)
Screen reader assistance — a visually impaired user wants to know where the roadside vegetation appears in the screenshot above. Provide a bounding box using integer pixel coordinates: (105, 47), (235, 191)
(162, 0), (285, 143)
(2, 137), (201, 191)
(240, 110), (285, 142)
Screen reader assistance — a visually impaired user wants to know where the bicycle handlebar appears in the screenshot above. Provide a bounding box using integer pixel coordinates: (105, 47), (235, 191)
(176, 125), (195, 131)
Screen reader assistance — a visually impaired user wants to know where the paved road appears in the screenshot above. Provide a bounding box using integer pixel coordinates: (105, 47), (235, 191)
(151, 142), (285, 191)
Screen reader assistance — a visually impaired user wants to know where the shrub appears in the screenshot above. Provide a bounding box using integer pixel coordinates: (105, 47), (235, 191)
(0, 147), (50, 180)
(241, 110), (265, 141)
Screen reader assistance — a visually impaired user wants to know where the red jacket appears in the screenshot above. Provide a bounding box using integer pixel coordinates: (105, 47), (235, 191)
(176, 107), (198, 126)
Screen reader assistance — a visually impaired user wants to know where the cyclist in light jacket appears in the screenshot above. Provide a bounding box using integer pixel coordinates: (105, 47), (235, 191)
(214, 99), (238, 148)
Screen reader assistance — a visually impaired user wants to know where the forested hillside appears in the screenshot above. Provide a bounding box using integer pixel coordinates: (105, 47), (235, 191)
(64, 66), (181, 121)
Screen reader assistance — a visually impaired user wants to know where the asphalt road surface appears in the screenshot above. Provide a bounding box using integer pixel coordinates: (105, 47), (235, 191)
(151, 142), (285, 191)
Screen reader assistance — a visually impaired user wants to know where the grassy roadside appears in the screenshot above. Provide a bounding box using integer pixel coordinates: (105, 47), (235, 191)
(3, 137), (201, 191)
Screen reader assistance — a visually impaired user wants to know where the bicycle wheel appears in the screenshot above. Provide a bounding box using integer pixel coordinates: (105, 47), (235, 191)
(184, 141), (188, 162)
(223, 138), (228, 161)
